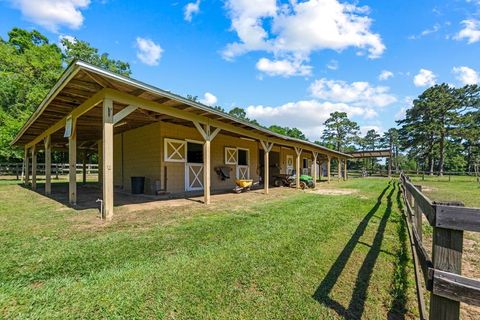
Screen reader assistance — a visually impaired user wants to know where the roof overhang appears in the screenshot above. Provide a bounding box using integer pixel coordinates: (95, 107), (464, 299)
(348, 150), (392, 158)
(12, 60), (352, 158)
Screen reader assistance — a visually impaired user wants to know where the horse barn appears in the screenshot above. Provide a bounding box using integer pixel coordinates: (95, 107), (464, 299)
(11, 60), (351, 220)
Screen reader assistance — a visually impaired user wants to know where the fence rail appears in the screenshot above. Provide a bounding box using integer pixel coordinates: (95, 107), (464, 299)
(0, 163), (98, 178)
(399, 172), (480, 320)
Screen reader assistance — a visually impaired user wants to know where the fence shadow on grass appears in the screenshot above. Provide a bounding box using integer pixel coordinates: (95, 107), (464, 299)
(386, 183), (410, 319)
(313, 181), (398, 319)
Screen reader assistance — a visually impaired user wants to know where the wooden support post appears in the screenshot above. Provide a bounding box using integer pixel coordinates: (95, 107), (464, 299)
(429, 222), (464, 320)
(312, 151), (318, 188)
(388, 155), (392, 178)
(15, 163), (19, 180)
(319, 160), (323, 181)
(68, 118), (77, 205)
(337, 157), (341, 181)
(31, 144), (37, 190)
(103, 99), (114, 220)
(82, 150), (87, 185)
(193, 121), (221, 205)
(294, 147), (302, 188)
(203, 139), (211, 204)
(327, 155), (331, 183)
(98, 143), (102, 184)
(44, 135), (51, 195)
(344, 158), (347, 180)
(23, 147), (29, 184)
(260, 141), (274, 194)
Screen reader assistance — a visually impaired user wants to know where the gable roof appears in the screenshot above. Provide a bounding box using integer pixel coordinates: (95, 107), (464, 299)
(12, 60), (351, 158)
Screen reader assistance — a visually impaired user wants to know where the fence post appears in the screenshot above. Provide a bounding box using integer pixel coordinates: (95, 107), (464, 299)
(429, 203), (464, 320)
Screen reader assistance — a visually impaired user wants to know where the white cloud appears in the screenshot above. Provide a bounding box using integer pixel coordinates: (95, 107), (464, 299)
(58, 34), (76, 51)
(245, 100), (376, 141)
(360, 125), (383, 136)
(395, 96), (413, 121)
(413, 69), (436, 87)
(454, 19), (480, 43)
(326, 59), (339, 70)
(256, 57), (312, 77)
(378, 70), (393, 81)
(184, 0), (200, 22)
(408, 23), (441, 40)
(199, 92), (218, 106)
(309, 78), (397, 108)
(394, 107), (407, 121)
(222, 0), (385, 75)
(11, 0), (90, 32)
(135, 37), (163, 66)
(452, 66), (479, 85)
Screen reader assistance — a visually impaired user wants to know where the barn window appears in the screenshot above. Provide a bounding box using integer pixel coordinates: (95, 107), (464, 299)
(164, 138), (186, 162)
(187, 142), (203, 163)
(225, 147), (237, 165)
(238, 149), (249, 166)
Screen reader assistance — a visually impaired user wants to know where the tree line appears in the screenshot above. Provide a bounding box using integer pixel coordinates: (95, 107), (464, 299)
(1, 27), (479, 176)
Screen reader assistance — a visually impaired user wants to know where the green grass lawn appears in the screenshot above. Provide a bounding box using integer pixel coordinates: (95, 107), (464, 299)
(408, 175), (480, 207)
(0, 178), (418, 319)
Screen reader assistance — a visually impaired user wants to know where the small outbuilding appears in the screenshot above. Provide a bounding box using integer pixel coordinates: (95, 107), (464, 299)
(11, 61), (351, 220)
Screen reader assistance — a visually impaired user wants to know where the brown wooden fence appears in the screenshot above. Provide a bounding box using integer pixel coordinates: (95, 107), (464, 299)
(399, 172), (480, 320)
(0, 163), (98, 179)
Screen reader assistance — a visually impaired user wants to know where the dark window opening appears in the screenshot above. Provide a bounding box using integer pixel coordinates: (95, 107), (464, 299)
(187, 142), (203, 163)
(238, 149), (248, 165)
(303, 158), (309, 168)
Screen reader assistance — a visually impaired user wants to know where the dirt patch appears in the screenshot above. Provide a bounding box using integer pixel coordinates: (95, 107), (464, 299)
(309, 188), (358, 195)
(69, 187), (300, 231)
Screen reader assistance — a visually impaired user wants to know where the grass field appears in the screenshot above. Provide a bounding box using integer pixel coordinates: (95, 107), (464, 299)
(0, 178), (418, 319)
(409, 175), (480, 207)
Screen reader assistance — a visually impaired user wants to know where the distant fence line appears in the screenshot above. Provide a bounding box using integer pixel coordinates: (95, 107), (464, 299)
(347, 169), (480, 181)
(399, 172), (480, 320)
(0, 163), (98, 179)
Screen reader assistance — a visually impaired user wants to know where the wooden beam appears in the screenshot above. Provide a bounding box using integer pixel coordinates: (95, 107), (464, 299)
(344, 158), (347, 181)
(319, 160), (323, 181)
(113, 105), (137, 124)
(82, 149), (87, 184)
(68, 117), (77, 205)
(312, 151), (318, 187)
(433, 269), (480, 307)
(193, 121), (208, 141)
(103, 99), (114, 220)
(210, 127), (221, 141)
(203, 140), (211, 204)
(337, 157), (341, 181)
(44, 135), (51, 195)
(260, 141), (274, 194)
(327, 155), (331, 183)
(294, 147), (302, 189)
(25, 89), (106, 149)
(31, 144), (37, 190)
(193, 122), (220, 205)
(103, 88), (344, 159)
(22, 147), (28, 184)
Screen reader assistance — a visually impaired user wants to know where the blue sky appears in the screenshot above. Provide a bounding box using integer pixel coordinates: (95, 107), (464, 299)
(1, 0), (479, 141)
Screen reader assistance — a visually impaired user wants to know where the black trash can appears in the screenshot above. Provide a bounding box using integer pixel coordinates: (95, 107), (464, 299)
(131, 176), (145, 194)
